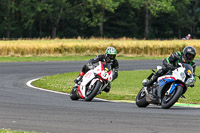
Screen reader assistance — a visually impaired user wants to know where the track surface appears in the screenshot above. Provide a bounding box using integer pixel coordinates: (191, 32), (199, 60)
(0, 60), (200, 133)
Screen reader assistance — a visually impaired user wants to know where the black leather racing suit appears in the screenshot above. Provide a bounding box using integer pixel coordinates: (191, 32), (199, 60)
(162, 51), (196, 75)
(81, 54), (119, 81)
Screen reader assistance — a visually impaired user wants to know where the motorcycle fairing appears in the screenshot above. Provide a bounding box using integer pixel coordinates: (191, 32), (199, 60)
(156, 75), (184, 99)
(78, 86), (85, 98)
(168, 83), (183, 94)
(78, 70), (96, 98)
(98, 62), (113, 82)
(157, 76), (176, 87)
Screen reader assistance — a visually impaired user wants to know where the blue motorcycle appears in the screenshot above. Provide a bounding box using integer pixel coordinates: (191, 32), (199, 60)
(136, 63), (199, 109)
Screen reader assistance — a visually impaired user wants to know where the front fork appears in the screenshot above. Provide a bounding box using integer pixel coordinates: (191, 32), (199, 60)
(96, 81), (107, 95)
(88, 78), (106, 95)
(165, 83), (183, 95)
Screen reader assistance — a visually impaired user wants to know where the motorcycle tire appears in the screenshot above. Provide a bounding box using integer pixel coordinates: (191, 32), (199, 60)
(85, 80), (102, 101)
(70, 87), (79, 100)
(136, 88), (149, 107)
(161, 85), (183, 109)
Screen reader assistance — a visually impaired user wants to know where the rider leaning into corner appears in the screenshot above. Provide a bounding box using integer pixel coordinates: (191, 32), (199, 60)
(74, 47), (119, 92)
(144, 46), (196, 88)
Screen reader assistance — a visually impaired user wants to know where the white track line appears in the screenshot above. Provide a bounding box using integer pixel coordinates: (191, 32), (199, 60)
(26, 78), (109, 102)
(26, 78), (70, 95)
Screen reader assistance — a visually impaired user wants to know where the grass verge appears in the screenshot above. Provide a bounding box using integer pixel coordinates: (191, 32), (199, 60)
(0, 55), (200, 62)
(0, 55), (165, 62)
(32, 67), (200, 104)
(0, 129), (40, 133)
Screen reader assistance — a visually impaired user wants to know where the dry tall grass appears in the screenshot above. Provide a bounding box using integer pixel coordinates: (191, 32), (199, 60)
(0, 38), (200, 56)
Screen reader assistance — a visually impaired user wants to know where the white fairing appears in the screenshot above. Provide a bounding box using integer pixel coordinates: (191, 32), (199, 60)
(172, 67), (186, 82)
(157, 66), (186, 82)
(157, 63), (195, 86)
(79, 70), (95, 97)
(78, 61), (113, 98)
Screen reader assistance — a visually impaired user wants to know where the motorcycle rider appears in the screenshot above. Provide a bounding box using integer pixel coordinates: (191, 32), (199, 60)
(74, 47), (119, 92)
(145, 46), (196, 88)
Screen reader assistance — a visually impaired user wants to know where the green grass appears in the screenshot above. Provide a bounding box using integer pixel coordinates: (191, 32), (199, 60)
(32, 67), (200, 104)
(0, 55), (165, 62)
(0, 55), (200, 62)
(0, 56), (93, 62)
(0, 129), (40, 133)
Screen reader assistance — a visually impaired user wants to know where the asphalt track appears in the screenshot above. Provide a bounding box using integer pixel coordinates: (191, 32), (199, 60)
(0, 60), (200, 133)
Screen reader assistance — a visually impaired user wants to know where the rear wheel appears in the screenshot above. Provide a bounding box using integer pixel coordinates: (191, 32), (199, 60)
(161, 86), (183, 109)
(136, 88), (149, 107)
(70, 86), (79, 100)
(85, 81), (102, 101)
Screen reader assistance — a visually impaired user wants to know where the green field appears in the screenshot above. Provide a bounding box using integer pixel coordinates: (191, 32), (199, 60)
(32, 67), (200, 104)
(0, 129), (40, 133)
(1, 55), (200, 62)
(0, 55), (165, 62)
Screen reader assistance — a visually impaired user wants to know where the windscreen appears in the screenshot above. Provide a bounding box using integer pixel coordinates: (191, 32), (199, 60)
(102, 62), (112, 72)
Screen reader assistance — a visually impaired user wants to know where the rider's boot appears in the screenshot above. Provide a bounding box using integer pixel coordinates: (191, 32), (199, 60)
(145, 75), (158, 88)
(74, 71), (85, 83)
(103, 83), (111, 93)
(146, 68), (165, 87)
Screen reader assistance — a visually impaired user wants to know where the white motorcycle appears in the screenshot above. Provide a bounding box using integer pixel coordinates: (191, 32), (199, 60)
(136, 63), (199, 109)
(70, 61), (113, 101)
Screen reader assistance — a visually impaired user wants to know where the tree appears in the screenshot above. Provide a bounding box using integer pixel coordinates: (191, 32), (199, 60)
(46, 0), (71, 38)
(171, 0), (192, 39)
(194, 0), (200, 38)
(129, 0), (174, 39)
(19, 0), (40, 37)
(104, 1), (142, 38)
(190, 0), (200, 38)
(81, 0), (123, 37)
(0, 0), (19, 38)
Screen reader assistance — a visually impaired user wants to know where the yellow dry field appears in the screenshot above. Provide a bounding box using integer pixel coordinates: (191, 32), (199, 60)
(0, 38), (199, 56)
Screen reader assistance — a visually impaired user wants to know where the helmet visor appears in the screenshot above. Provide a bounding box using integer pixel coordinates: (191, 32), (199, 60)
(186, 53), (195, 61)
(107, 54), (116, 60)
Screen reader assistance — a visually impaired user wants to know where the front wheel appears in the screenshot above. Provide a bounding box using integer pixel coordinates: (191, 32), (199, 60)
(85, 80), (102, 101)
(161, 86), (183, 109)
(136, 88), (149, 107)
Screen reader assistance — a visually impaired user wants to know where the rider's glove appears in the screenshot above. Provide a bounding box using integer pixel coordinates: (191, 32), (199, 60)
(171, 66), (177, 70)
(166, 63), (176, 70)
(87, 62), (94, 69)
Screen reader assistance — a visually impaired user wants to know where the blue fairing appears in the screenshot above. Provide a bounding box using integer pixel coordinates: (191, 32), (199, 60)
(169, 83), (183, 94)
(158, 78), (182, 94)
(158, 78), (175, 87)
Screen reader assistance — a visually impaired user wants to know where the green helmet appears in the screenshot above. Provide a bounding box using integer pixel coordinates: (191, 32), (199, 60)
(105, 47), (117, 62)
